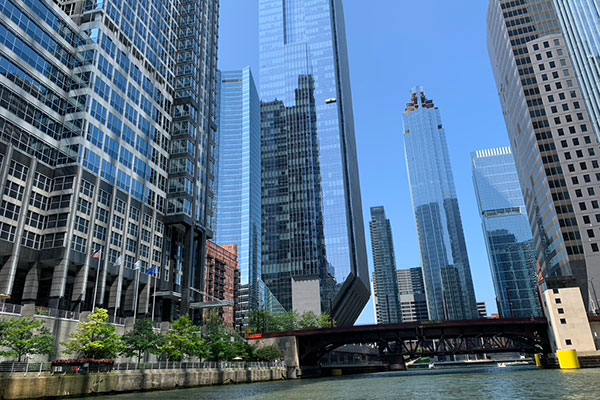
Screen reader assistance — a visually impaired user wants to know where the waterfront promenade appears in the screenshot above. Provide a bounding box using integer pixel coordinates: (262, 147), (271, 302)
(0, 362), (286, 400)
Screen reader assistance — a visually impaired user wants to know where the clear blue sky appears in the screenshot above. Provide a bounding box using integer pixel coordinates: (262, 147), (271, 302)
(218, 1), (509, 324)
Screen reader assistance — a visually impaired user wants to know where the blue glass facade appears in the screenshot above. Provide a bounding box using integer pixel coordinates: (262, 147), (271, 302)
(553, 0), (600, 140)
(258, 0), (370, 325)
(0, 0), (219, 321)
(216, 67), (262, 319)
(471, 147), (542, 318)
(403, 88), (478, 321)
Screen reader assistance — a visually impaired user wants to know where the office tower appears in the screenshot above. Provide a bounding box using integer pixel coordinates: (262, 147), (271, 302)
(370, 206), (401, 324)
(397, 268), (429, 322)
(215, 68), (262, 328)
(477, 302), (488, 319)
(472, 147), (543, 318)
(0, 0), (219, 320)
(261, 75), (332, 316)
(204, 242), (239, 328)
(403, 88), (478, 321)
(258, 0), (370, 325)
(552, 1), (600, 140)
(488, 0), (600, 311)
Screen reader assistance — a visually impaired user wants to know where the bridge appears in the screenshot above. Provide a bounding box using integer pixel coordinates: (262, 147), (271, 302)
(252, 318), (552, 375)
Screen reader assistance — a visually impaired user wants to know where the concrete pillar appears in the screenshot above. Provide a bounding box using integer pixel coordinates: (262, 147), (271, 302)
(50, 257), (69, 299)
(138, 282), (150, 315)
(22, 263), (40, 303)
(71, 264), (87, 303)
(108, 277), (119, 309)
(21, 303), (36, 317)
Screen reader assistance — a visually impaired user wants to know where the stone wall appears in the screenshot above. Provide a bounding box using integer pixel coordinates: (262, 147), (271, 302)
(0, 367), (287, 399)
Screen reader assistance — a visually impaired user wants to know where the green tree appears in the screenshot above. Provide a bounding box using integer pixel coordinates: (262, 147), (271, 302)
(0, 318), (55, 361)
(158, 315), (205, 361)
(252, 345), (282, 362)
(249, 310), (335, 333)
(121, 319), (163, 362)
(63, 308), (122, 360)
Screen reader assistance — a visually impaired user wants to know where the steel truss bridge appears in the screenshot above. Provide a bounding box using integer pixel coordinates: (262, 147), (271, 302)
(259, 318), (552, 367)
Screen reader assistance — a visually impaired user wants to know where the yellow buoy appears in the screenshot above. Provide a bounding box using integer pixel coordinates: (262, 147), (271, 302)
(557, 350), (580, 369)
(331, 369), (342, 376)
(535, 354), (543, 368)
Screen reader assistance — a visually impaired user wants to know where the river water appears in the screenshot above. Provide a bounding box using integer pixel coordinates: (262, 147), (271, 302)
(74, 366), (600, 400)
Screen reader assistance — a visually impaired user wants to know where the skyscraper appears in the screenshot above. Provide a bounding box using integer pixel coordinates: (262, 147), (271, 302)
(552, 0), (600, 140)
(216, 67), (262, 328)
(0, 0), (219, 321)
(403, 88), (478, 321)
(397, 268), (429, 322)
(369, 206), (401, 324)
(488, 0), (600, 311)
(471, 147), (542, 318)
(258, 0), (370, 325)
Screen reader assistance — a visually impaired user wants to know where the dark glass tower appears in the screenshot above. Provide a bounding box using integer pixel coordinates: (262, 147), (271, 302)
(370, 206), (401, 324)
(259, 0), (370, 325)
(403, 88), (479, 321)
(471, 147), (542, 318)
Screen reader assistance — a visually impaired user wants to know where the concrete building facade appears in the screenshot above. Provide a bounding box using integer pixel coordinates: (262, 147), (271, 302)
(488, 0), (600, 312)
(397, 268), (429, 322)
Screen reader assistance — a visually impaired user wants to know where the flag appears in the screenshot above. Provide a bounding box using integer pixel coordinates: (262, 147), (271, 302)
(133, 260), (142, 270)
(92, 249), (102, 261)
(147, 266), (158, 277)
(114, 255), (122, 267)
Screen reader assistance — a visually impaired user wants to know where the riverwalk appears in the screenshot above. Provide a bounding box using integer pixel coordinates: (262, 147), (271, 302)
(0, 361), (287, 400)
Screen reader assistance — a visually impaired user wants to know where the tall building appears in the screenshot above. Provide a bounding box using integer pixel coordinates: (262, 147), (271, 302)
(0, 0), (219, 321)
(369, 206), (401, 324)
(488, 0), (600, 311)
(397, 268), (429, 322)
(471, 147), (542, 318)
(258, 0), (370, 325)
(215, 67), (262, 328)
(403, 88), (478, 321)
(552, 0), (600, 140)
(204, 242), (239, 329)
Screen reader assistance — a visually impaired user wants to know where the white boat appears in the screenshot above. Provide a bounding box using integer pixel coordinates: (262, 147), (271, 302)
(428, 363), (436, 369)
(497, 362), (507, 368)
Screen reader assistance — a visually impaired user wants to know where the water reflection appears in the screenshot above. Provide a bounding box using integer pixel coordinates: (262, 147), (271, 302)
(73, 367), (600, 400)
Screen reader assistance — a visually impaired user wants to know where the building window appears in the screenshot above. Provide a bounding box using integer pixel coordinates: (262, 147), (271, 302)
(565, 339), (572, 346)
(556, 298), (562, 304)
(560, 318), (567, 325)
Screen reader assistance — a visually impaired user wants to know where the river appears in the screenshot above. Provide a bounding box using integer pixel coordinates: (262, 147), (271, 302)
(73, 366), (600, 399)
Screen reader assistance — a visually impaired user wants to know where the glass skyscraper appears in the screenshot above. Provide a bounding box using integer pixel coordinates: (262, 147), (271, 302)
(0, 0), (219, 321)
(216, 67), (262, 328)
(488, 0), (600, 311)
(471, 147), (542, 318)
(552, 0), (600, 140)
(370, 206), (401, 324)
(258, 0), (370, 326)
(403, 88), (478, 321)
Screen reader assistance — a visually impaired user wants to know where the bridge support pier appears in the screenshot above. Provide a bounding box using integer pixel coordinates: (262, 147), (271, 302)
(380, 354), (406, 371)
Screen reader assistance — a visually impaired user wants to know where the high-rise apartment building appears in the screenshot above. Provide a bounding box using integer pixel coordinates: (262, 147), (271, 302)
(215, 67), (262, 328)
(0, 0), (219, 321)
(369, 206), (401, 324)
(396, 268), (429, 322)
(471, 147), (542, 318)
(403, 88), (478, 321)
(488, 0), (600, 311)
(258, 0), (370, 325)
(552, 0), (600, 140)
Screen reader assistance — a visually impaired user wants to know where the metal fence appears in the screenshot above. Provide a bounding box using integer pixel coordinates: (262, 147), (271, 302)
(0, 361), (286, 376)
(0, 302), (22, 316)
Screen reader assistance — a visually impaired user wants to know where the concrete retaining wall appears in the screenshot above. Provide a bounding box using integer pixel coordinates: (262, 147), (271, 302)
(0, 367), (287, 399)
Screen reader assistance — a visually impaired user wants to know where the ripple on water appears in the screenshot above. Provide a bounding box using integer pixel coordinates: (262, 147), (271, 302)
(70, 367), (600, 400)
